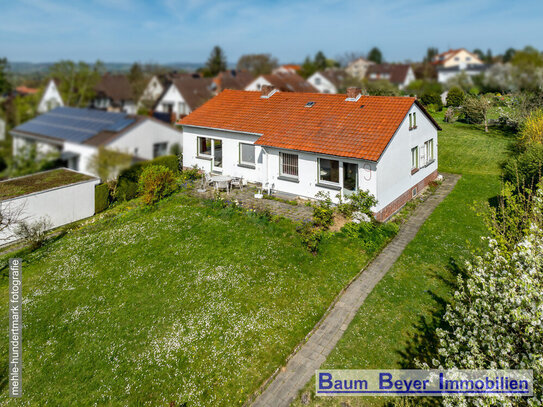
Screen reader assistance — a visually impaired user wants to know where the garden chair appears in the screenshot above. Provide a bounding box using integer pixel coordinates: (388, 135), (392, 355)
(214, 180), (230, 194)
(231, 176), (243, 190)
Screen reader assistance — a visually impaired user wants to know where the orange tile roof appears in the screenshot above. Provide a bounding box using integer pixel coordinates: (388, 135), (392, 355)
(179, 89), (439, 162)
(16, 86), (39, 95)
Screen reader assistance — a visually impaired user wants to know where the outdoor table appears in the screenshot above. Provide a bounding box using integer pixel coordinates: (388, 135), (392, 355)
(211, 175), (233, 193)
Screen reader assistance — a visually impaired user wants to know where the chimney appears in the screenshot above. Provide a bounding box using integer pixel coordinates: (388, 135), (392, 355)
(261, 85), (276, 98)
(346, 87), (362, 100)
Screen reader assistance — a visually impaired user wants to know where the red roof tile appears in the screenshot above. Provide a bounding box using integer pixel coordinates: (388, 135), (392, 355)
(179, 90), (439, 162)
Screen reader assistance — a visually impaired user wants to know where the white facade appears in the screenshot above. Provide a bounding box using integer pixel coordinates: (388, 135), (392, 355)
(0, 170), (100, 245)
(139, 76), (165, 107)
(154, 83), (191, 119)
(37, 80), (64, 113)
(244, 76), (273, 91)
(346, 58), (374, 79)
(11, 119), (182, 177)
(307, 72), (338, 94)
(182, 103), (438, 214)
(437, 67), (486, 84)
(400, 67), (416, 89)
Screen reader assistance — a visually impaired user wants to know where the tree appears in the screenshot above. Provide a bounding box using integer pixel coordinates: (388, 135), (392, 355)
(0, 57), (12, 96)
(502, 47), (516, 63)
(420, 91), (443, 111)
(519, 109), (543, 146)
(299, 56), (316, 79)
(236, 54), (278, 76)
(473, 48), (485, 61)
(49, 60), (103, 107)
(127, 62), (146, 100)
(485, 48), (493, 63)
(0, 201), (26, 243)
(461, 93), (494, 132)
(446, 86), (465, 107)
(205, 46), (227, 77)
(367, 47), (383, 64)
(88, 146), (132, 181)
(314, 51), (327, 71)
(423, 47), (438, 63)
(428, 183), (543, 406)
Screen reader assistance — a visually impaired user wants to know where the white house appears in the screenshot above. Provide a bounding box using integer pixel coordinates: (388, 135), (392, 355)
(272, 65), (301, 75)
(307, 70), (347, 94)
(139, 75), (166, 109)
(0, 169), (100, 245)
(432, 48), (484, 68)
(245, 72), (318, 93)
(179, 87), (440, 221)
(37, 79), (64, 113)
(365, 64), (416, 90)
(437, 64), (488, 84)
(10, 107), (182, 178)
(345, 57), (374, 80)
(154, 76), (213, 121)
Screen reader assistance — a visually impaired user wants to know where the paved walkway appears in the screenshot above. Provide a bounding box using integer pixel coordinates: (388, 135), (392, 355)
(251, 174), (461, 407)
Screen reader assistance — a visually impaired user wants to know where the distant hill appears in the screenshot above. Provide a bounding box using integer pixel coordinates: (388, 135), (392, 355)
(8, 61), (211, 75)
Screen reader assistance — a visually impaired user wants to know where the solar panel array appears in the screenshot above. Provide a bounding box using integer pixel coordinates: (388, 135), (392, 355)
(14, 106), (136, 144)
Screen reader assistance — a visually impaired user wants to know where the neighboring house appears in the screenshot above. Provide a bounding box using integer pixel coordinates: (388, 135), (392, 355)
(437, 64), (488, 84)
(15, 86), (39, 96)
(0, 169), (100, 245)
(432, 48), (484, 68)
(37, 79), (64, 113)
(245, 72), (318, 93)
(138, 72), (197, 109)
(212, 70), (254, 92)
(272, 64), (301, 74)
(91, 74), (136, 114)
(346, 57), (374, 80)
(365, 64), (415, 90)
(179, 87), (440, 221)
(154, 76), (214, 121)
(307, 70), (348, 94)
(10, 107), (182, 177)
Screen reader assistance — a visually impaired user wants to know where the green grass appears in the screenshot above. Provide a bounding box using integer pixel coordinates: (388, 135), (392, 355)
(0, 194), (387, 406)
(292, 115), (515, 406)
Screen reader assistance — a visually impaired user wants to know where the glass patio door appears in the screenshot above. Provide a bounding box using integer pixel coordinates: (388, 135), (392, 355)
(343, 163), (357, 195)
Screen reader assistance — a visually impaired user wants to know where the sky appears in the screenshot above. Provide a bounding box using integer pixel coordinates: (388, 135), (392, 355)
(1, 0), (542, 64)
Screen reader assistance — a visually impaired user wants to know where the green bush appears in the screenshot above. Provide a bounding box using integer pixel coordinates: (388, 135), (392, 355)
(461, 95), (485, 124)
(341, 221), (398, 254)
(296, 221), (324, 253)
(169, 143), (182, 156)
(502, 144), (543, 189)
(94, 183), (110, 213)
(446, 86), (465, 107)
(138, 165), (177, 205)
(420, 91), (443, 111)
(312, 192), (334, 229)
(116, 155), (180, 202)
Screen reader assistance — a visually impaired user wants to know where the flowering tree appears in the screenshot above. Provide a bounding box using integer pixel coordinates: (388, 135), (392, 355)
(428, 184), (543, 406)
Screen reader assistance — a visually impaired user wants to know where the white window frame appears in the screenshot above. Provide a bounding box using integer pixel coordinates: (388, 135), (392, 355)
(197, 136), (212, 157)
(317, 157), (340, 185)
(409, 113), (412, 129)
(424, 139), (434, 163)
(279, 152), (299, 178)
(413, 112), (417, 128)
(239, 143), (256, 167)
(411, 146), (419, 170)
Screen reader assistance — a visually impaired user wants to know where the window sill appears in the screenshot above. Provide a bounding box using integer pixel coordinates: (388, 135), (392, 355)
(197, 155), (212, 161)
(277, 175), (299, 183)
(421, 159), (435, 168)
(411, 168), (419, 175)
(316, 182), (342, 191)
(238, 163), (256, 169)
(409, 126), (418, 131)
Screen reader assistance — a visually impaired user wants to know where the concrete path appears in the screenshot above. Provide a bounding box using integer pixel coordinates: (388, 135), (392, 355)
(251, 174), (461, 407)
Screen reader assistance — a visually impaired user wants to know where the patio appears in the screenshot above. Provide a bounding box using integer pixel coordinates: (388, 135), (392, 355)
(189, 179), (313, 222)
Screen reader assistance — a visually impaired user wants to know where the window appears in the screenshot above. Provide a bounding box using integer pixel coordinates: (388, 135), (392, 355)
(466, 57), (471, 61)
(343, 162), (358, 192)
(411, 146), (419, 170)
(213, 139), (222, 168)
(424, 139), (434, 162)
(239, 143), (255, 166)
(280, 152), (298, 177)
(413, 112), (417, 128)
(197, 137), (212, 156)
(318, 158), (340, 184)
(153, 142), (168, 158)
(315, 77), (321, 85)
(409, 113), (412, 128)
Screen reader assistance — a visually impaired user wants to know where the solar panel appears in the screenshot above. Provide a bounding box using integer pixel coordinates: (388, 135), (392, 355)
(13, 106), (137, 144)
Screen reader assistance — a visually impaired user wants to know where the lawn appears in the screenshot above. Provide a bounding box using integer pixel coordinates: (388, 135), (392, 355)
(292, 115), (515, 406)
(0, 194), (386, 406)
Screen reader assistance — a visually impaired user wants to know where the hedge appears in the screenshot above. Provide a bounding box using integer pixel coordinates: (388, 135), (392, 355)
(116, 155), (180, 202)
(95, 183), (110, 213)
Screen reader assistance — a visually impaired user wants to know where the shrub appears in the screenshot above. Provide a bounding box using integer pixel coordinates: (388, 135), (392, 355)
(14, 217), (52, 249)
(312, 192), (334, 229)
(502, 144), (543, 189)
(519, 109), (543, 147)
(179, 166), (201, 183)
(151, 155), (179, 174)
(138, 165), (177, 205)
(444, 107), (459, 123)
(94, 183), (110, 213)
(296, 221), (323, 253)
(446, 86), (465, 107)
(169, 143), (182, 156)
(420, 91), (443, 111)
(340, 221), (398, 253)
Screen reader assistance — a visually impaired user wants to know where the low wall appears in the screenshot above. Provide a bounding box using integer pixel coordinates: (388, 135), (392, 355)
(0, 177), (100, 245)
